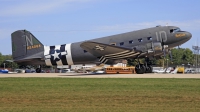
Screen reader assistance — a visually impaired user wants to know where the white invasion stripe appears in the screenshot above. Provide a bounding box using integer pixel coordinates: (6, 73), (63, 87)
(44, 46), (50, 55)
(44, 46), (52, 66)
(55, 45), (60, 50)
(45, 59), (52, 66)
(105, 51), (135, 58)
(45, 54), (51, 59)
(100, 57), (106, 63)
(103, 59), (108, 63)
(56, 60), (63, 65)
(54, 45), (63, 66)
(105, 50), (130, 56)
(65, 43), (74, 65)
(99, 56), (104, 61)
(106, 52), (140, 59)
(100, 57), (105, 62)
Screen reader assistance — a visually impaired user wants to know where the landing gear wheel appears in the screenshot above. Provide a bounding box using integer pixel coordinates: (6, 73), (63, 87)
(145, 65), (153, 73)
(135, 64), (145, 74)
(36, 68), (41, 73)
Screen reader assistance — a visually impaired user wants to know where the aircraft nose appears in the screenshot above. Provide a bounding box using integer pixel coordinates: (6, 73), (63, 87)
(186, 32), (192, 40)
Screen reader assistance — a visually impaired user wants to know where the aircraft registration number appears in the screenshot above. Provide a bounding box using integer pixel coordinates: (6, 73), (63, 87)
(27, 44), (42, 50)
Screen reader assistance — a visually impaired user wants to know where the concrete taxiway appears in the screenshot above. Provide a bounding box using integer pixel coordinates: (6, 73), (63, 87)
(0, 73), (200, 78)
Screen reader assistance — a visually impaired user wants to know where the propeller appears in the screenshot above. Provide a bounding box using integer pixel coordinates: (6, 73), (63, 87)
(161, 37), (167, 58)
(178, 45), (181, 49)
(161, 37), (173, 62)
(168, 49), (173, 61)
(151, 41), (155, 56)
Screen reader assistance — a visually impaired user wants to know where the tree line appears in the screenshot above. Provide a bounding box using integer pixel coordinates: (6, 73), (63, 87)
(0, 53), (18, 69)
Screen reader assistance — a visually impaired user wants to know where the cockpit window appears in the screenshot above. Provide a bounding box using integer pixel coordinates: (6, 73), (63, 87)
(170, 28), (181, 33)
(174, 28), (181, 32)
(170, 29), (173, 33)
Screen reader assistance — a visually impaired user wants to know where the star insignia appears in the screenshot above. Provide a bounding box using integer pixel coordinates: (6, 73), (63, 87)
(94, 45), (105, 51)
(51, 49), (61, 61)
(45, 48), (68, 62)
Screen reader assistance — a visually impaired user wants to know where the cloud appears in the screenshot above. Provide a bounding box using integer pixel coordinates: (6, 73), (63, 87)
(0, 0), (94, 17)
(96, 20), (200, 32)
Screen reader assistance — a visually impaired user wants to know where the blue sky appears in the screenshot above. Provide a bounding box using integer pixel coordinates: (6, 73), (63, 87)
(0, 0), (200, 55)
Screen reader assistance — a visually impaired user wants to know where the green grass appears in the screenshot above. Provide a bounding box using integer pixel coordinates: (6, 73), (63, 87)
(0, 78), (200, 112)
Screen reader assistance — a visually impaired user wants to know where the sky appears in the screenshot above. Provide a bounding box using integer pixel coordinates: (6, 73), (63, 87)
(0, 0), (200, 55)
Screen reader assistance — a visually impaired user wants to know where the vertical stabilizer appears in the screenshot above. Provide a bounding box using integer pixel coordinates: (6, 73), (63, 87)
(11, 30), (44, 62)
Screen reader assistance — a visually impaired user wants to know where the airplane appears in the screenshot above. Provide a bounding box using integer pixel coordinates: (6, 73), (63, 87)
(11, 25), (192, 74)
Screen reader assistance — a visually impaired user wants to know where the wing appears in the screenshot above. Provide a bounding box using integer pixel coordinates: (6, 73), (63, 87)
(80, 41), (141, 63)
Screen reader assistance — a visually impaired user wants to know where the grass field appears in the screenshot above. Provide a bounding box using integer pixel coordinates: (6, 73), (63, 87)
(0, 78), (200, 112)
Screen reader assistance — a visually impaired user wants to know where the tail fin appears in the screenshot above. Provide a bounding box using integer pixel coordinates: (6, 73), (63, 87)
(11, 30), (44, 62)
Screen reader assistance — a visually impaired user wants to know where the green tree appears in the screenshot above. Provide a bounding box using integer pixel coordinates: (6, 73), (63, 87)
(171, 48), (193, 65)
(156, 59), (164, 67)
(127, 59), (137, 66)
(0, 53), (19, 69)
(0, 52), (4, 65)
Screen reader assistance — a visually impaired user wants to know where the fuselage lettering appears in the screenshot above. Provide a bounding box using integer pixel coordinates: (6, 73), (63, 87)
(25, 34), (33, 46)
(27, 44), (41, 50)
(156, 31), (167, 42)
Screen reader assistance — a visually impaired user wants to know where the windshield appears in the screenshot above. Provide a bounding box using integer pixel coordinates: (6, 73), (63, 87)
(170, 28), (181, 33)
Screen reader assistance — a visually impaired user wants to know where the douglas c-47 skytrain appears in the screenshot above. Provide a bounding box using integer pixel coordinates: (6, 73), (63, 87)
(11, 26), (192, 74)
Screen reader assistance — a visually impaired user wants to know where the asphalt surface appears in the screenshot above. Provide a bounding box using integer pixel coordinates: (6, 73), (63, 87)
(0, 73), (200, 78)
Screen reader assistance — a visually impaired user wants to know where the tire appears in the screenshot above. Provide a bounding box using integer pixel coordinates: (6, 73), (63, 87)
(145, 65), (153, 73)
(135, 64), (145, 74)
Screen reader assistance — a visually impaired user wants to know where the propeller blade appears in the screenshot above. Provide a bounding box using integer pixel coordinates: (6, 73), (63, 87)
(161, 37), (168, 59)
(161, 38), (164, 51)
(151, 41), (155, 56)
(169, 50), (172, 61)
(163, 48), (166, 58)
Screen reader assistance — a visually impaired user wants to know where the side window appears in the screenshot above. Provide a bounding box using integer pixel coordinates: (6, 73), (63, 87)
(120, 42), (124, 46)
(83, 50), (87, 53)
(147, 37), (152, 40)
(110, 43), (116, 46)
(138, 38), (143, 42)
(129, 40), (133, 44)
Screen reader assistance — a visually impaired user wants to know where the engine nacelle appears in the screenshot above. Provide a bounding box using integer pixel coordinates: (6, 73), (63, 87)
(134, 42), (163, 54)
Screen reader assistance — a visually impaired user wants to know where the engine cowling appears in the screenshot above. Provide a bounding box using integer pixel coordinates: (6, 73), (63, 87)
(134, 42), (163, 54)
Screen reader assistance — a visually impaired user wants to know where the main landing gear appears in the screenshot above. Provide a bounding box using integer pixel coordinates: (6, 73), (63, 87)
(36, 65), (42, 73)
(135, 57), (153, 74)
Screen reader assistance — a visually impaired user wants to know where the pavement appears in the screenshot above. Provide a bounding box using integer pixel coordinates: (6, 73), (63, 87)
(0, 73), (200, 78)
